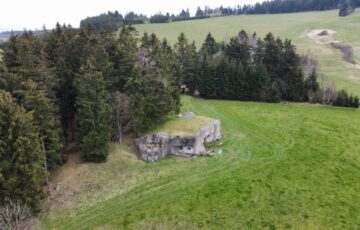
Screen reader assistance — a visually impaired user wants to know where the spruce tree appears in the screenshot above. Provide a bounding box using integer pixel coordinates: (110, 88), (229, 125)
(175, 33), (197, 91)
(111, 25), (138, 91)
(353, 96), (360, 108)
(201, 33), (218, 56)
(126, 67), (174, 135)
(75, 58), (111, 162)
(21, 81), (64, 170)
(3, 33), (20, 69)
(0, 91), (46, 211)
(263, 33), (282, 81)
(280, 39), (306, 101)
(225, 30), (251, 66)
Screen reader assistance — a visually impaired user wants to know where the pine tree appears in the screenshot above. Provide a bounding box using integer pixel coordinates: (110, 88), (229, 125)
(75, 59), (111, 162)
(0, 91), (46, 211)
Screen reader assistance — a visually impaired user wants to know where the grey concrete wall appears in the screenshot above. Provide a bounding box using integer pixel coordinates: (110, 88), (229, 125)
(135, 120), (221, 162)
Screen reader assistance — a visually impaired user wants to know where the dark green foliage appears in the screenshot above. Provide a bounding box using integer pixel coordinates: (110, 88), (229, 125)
(75, 60), (111, 162)
(185, 30), (358, 107)
(262, 81), (281, 103)
(175, 33), (197, 93)
(188, 31), (307, 103)
(126, 69), (175, 134)
(171, 15), (211, 22)
(79, 11), (146, 31)
(278, 39), (306, 101)
(123, 12), (147, 25)
(80, 11), (123, 32)
(226, 30), (251, 66)
(110, 25), (138, 92)
(201, 33), (219, 56)
(0, 91), (46, 212)
(45, 24), (81, 142)
(3, 34), (20, 69)
(304, 70), (320, 102)
(21, 81), (64, 170)
(333, 90), (359, 108)
(177, 9), (191, 19)
(305, 70), (320, 92)
(150, 14), (170, 23)
(127, 32), (181, 134)
(1, 32), (64, 170)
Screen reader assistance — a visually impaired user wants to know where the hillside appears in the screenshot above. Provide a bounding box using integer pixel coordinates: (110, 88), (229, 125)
(136, 10), (360, 96)
(38, 96), (360, 229)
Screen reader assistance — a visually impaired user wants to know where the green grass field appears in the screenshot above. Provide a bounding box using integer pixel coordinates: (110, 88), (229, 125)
(147, 115), (215, 136)
(136, 10), (360, 96)
(38, 96), (360, 229)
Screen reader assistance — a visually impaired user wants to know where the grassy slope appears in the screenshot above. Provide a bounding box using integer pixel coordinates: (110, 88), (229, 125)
(148, 115), (215, 136)
(39, 96), (360, 229)
(136, 10), (360, 95)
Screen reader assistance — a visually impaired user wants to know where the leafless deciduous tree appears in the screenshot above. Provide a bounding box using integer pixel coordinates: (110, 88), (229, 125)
(319, 77), (337, 104)
(301, 50), (319, 77)
(110, 92), (132, 144)
(0, 201), (33, 230)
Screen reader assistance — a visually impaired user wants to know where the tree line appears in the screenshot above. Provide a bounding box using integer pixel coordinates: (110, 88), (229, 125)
(177, 31), (359, 107)
(0, 23), (358, 215)
(80, 11), (147, 31)
(0, 24), (181, 212)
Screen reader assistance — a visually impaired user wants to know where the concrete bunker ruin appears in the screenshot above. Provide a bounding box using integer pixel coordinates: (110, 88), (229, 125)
(135, 113), (222, 162)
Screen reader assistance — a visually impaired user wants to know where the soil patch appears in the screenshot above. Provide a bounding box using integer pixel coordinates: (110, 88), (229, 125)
(330, 43), (356, 64)
(306, 29), (357, 65)
(306, 29), (337, 44)
(318, 30), (329, 36)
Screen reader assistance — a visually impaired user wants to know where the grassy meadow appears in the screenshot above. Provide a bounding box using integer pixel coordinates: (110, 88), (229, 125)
(136, 10), (360, 96)
(38, 96), (360, 229)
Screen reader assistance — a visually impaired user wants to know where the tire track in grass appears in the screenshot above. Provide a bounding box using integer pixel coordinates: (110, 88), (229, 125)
(195, 98), (295, 176)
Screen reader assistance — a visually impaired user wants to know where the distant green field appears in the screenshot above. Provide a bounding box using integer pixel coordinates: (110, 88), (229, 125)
(38, 96), (360, 229)
(136, 10), (360, 96)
